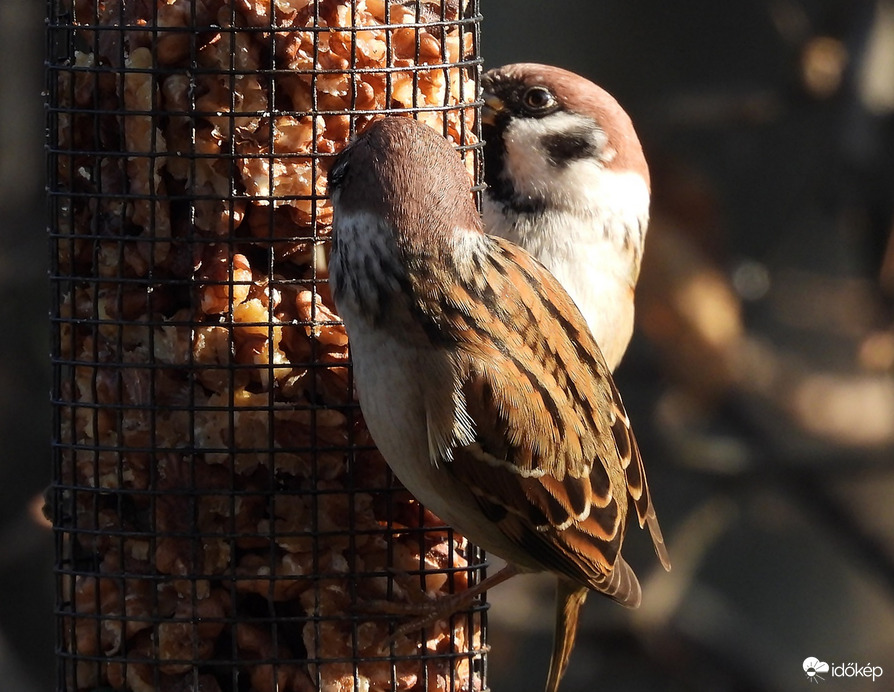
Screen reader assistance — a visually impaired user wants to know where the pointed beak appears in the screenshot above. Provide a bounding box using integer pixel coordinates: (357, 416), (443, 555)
(480, 90), (505, 126)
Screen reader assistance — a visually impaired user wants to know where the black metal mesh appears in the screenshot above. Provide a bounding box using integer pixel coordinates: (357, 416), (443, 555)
(46, 1), (485, 690)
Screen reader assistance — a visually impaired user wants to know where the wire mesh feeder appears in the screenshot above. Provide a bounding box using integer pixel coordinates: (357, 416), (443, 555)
(46, 1), (484, 690)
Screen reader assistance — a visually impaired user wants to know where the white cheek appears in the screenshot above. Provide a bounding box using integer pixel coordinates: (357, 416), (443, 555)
(501, 114), (569, 197)
(500, 112), (605, 200)
(501, 126), (547, 194)
(501, 111), (650, 224)
(330, 210), (401, 308)
(496, 110), (649, 219)
(331, 210), (381, 273)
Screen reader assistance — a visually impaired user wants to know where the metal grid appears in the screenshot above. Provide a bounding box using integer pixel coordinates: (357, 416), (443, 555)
(46, 1), (485, 690)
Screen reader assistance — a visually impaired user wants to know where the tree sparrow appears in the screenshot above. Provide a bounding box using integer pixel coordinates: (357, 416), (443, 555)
(328, 117), (669, 692)
(481, 63), (650, 371)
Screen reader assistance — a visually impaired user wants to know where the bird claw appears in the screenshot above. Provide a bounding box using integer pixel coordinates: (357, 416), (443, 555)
(355, 564), (520, 653)
(365, 590), (483, 653)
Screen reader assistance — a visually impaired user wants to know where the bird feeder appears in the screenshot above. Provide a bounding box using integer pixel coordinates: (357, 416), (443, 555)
(46, 0), (485, 689)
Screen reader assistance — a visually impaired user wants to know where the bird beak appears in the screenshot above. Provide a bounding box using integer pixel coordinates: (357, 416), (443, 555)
(480, 91), (505, 126)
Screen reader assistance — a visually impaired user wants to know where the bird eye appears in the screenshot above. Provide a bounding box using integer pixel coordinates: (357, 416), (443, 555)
(522, 86), (556, 113)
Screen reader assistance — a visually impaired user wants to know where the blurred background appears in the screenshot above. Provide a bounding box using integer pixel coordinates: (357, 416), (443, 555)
(4, 0), (894, 690)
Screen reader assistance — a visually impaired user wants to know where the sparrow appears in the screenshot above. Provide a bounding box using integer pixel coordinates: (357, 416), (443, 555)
(481, 63), (651, 371)
(327, 117), (670, 692)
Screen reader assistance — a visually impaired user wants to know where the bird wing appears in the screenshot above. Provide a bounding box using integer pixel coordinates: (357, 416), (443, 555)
(452, 368), (640, 605)
(607, 374), (671, 571)
(428, 237), (668, 603)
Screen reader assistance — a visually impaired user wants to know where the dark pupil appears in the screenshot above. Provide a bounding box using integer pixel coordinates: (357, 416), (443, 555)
(526, 89), (549, 108)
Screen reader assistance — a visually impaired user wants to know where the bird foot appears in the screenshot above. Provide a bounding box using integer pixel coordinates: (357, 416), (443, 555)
(356, 564), (520, 652)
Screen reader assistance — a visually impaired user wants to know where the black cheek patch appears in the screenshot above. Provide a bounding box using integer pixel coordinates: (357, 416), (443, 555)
(542, 127), (598, 168)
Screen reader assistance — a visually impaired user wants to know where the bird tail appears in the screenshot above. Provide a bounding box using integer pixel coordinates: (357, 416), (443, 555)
(545, 581), (590, 692)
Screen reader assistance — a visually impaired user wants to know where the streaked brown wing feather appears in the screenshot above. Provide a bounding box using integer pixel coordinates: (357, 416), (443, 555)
(414, 235), (669, 601)
(453, 366), (628, 600)
(443, 238), (668, 602)
(607, 377), (672, 570)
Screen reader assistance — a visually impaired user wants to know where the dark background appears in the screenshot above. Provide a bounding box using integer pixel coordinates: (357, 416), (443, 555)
(3, 1), (894, 690)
